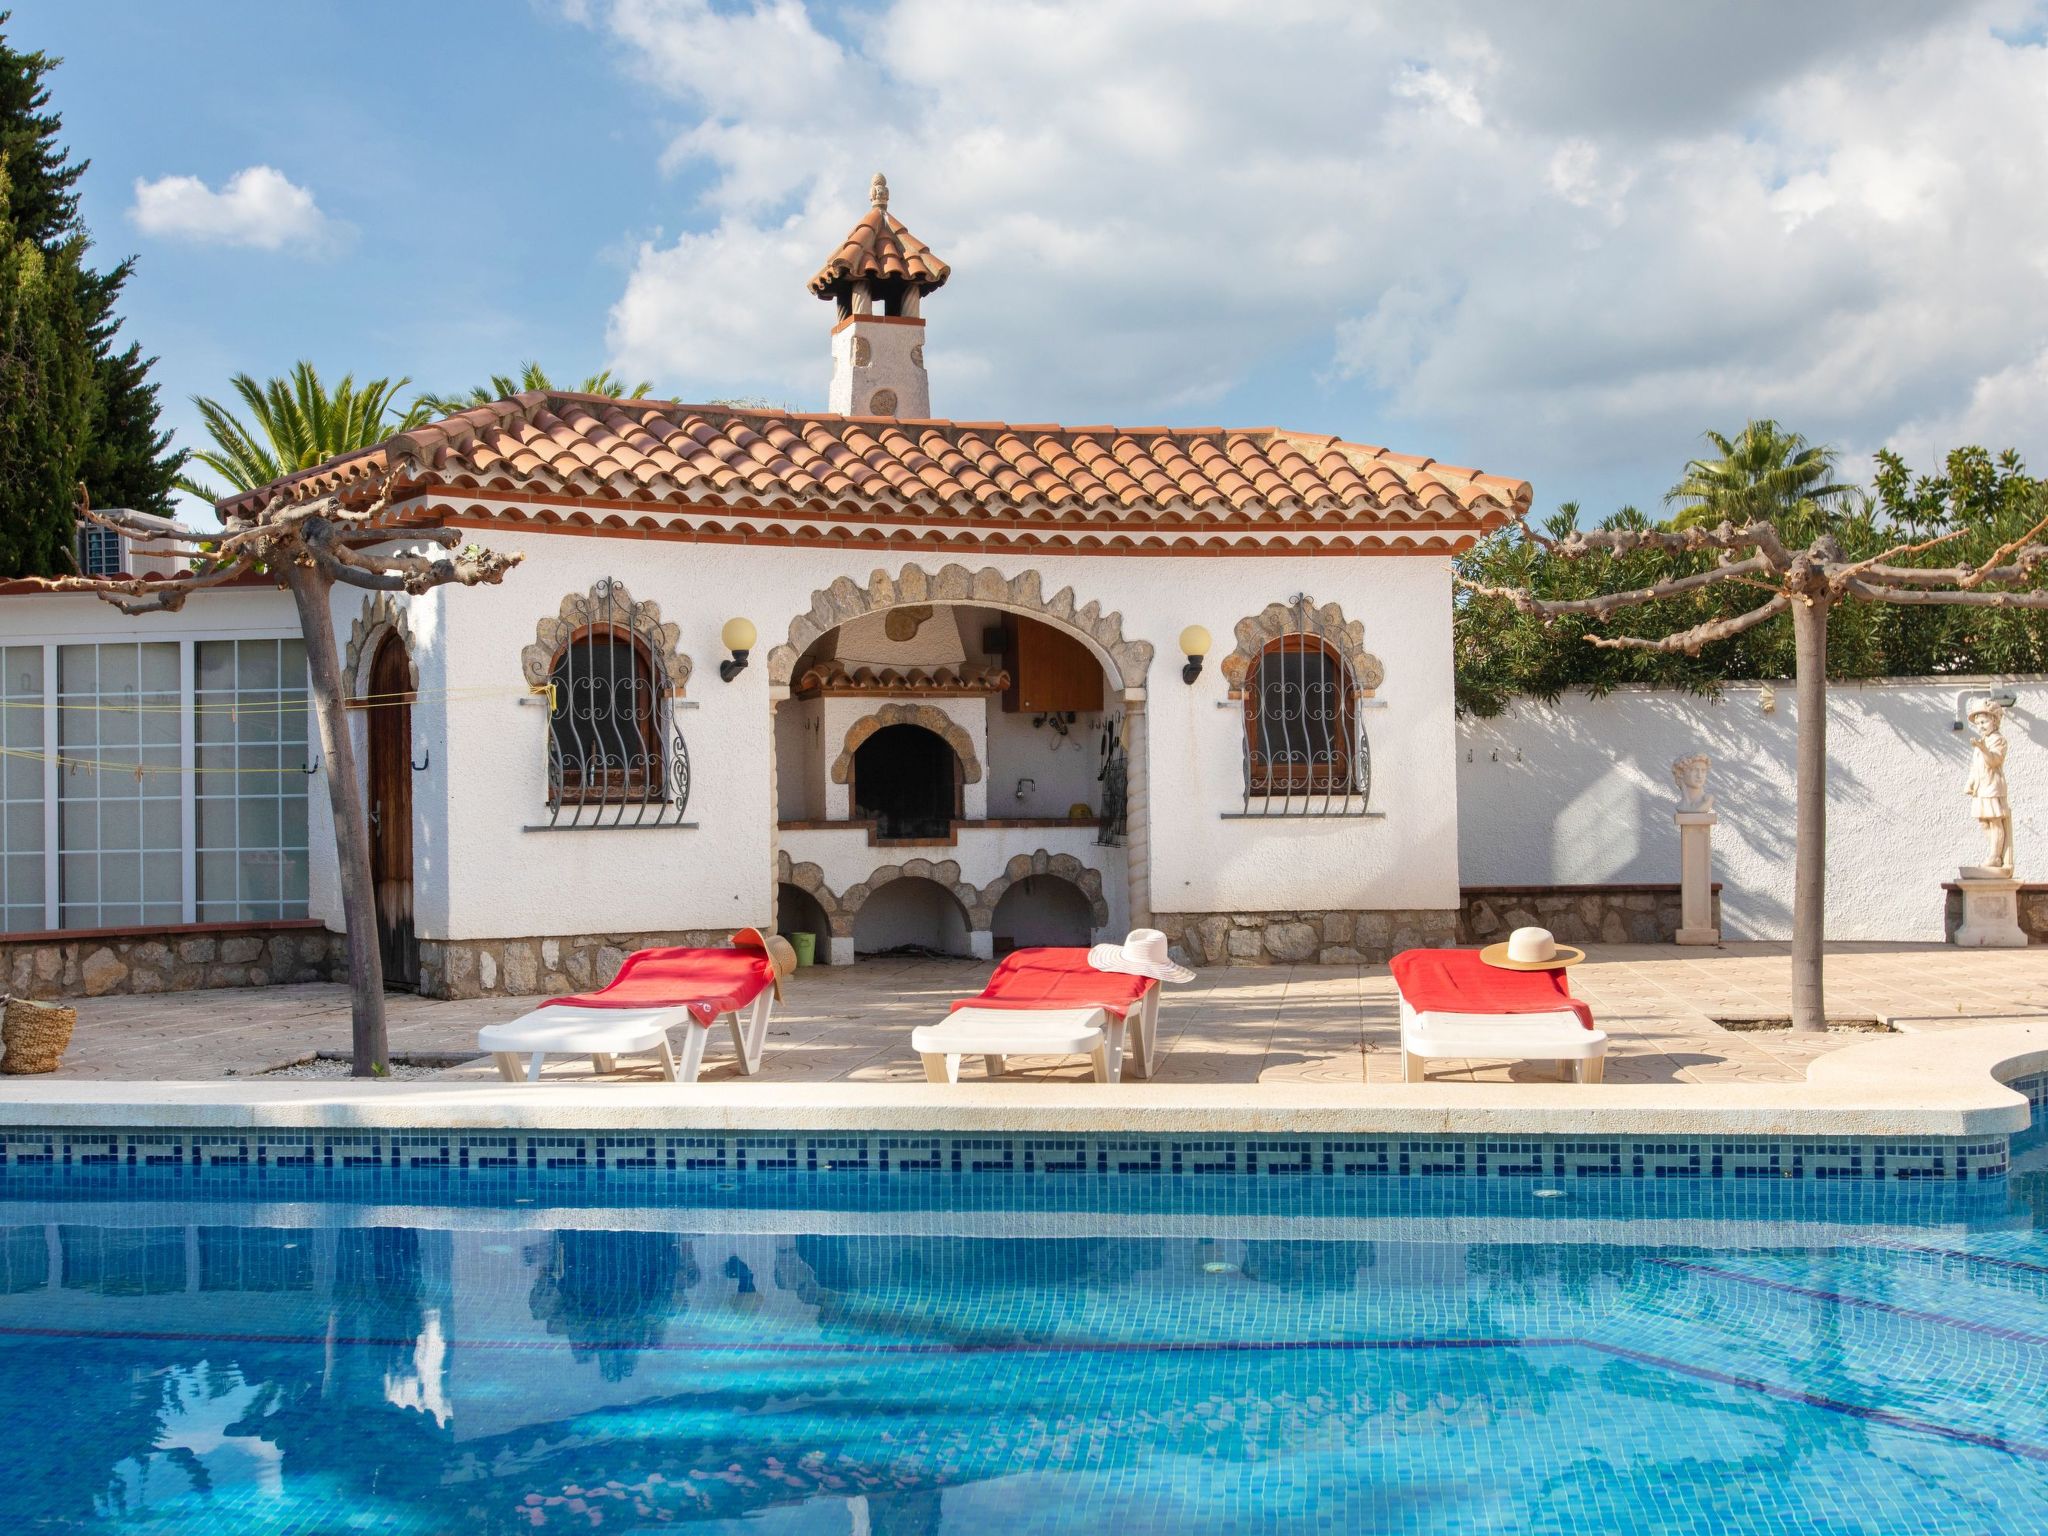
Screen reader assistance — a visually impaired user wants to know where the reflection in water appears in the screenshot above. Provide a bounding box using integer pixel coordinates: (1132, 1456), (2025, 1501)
(0, 1206), (2040, 1531)
(527, 1229), (697, 1381)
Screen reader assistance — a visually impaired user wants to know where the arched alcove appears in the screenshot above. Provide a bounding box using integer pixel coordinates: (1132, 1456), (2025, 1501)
(990, 873), (1097, 951)
(776, 881), (835, 965)
(852, 876), (974, 958)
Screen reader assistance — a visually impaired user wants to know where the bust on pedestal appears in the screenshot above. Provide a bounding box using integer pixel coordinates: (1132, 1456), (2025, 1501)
(1671, 754), (1720, 946)
(1953, 699), (2027, 947)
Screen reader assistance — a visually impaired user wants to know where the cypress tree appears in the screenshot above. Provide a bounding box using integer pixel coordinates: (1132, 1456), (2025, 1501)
(0, 155), (96, 577)
(0, 12), (181, 549)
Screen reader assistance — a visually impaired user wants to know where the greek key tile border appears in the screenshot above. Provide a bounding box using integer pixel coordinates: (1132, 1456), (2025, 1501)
(0, 1128), (2018, 1183)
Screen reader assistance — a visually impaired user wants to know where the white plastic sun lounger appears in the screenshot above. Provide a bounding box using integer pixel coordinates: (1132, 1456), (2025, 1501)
(1398, 997), (1608, 1083)
(476, 989), (774, 1084)
(910, 1005), (1128, 1084)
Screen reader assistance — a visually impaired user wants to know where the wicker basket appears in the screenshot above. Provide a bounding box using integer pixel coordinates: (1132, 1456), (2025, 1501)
(2, 996), (76, 1075)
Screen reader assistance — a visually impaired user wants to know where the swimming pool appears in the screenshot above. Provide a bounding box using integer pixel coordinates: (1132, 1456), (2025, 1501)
(0, 1120), (2043, 1532)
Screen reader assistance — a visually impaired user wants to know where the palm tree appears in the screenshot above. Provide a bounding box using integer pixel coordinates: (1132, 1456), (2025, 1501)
(1666, 419), (1860, 542)
(414, 362), (654, 418)
(175, 363), (426, 504)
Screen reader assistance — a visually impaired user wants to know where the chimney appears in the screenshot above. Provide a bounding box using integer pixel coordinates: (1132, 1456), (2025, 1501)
(806, 173), (951, 419)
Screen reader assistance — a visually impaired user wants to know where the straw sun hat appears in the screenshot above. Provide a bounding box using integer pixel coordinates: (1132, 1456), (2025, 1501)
(1478, 926), (1585, 972)
(1087, 928), (1196, 984)
(731, 926), (799, 999)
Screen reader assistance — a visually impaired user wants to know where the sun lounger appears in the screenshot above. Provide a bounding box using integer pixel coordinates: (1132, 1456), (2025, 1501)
(1389, 948), (1608, 1083)
(477, 941), (785, 1083)
(910, 946), (1164, 1084)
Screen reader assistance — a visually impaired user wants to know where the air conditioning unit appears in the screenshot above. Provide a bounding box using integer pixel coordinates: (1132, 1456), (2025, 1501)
(76, 510), (189, 579)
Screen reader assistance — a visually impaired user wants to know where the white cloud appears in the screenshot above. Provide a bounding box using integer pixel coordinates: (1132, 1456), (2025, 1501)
(129, 166), (342, 252)
(575, 0), (2048, 498)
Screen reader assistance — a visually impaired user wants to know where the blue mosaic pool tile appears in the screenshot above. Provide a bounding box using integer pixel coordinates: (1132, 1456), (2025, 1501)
(0, 1116), (2031, 1185)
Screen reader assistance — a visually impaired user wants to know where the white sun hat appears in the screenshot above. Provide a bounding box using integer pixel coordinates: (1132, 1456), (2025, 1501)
(1087, 928), (1196, 984)
(1478, 926), (1585, 972)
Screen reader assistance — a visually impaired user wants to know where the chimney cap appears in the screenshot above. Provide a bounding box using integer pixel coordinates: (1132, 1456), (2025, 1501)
(809, 173), (950, 302)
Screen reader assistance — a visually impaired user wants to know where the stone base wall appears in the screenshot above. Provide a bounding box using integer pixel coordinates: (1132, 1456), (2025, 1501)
(0, 922), (344, 999)
(1459, 884), (1719, 947)
(419, 931), (732, 999)
(1942, 884), (2048, 945)
(1158, 910), (1460, 967)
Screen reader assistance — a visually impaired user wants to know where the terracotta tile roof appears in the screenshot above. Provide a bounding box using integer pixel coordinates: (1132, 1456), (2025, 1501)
(809, 174), (950, 299)
(220, 392), (1530, 550)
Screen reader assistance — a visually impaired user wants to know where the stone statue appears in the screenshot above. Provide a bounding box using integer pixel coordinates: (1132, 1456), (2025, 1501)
(1965, 701), (2014, 872)
(1671, 753), (1714, 815)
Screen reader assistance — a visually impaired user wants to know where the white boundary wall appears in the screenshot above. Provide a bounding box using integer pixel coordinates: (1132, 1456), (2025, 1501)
(1458, 677), (2048, 941)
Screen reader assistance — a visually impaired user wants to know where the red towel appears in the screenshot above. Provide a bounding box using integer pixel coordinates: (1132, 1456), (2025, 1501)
(540, 946), (774, 1028)
(1389, 948), (1595, 1030)
(949, 947), (1157, 1021)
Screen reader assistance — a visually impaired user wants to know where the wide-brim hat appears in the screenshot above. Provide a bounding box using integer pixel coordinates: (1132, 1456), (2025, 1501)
(1479, 926), (1585, 971)
(731, 926), (798, 999)
(1088, 928), (1195, 984)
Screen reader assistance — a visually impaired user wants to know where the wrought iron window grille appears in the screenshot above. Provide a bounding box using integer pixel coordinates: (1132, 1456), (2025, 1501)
(527, 577), (695, 830)
(1226, 596), (1379, 820)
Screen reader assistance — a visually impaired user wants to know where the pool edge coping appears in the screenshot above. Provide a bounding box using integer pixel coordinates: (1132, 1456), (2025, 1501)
(0, 1022), (2040, 1140)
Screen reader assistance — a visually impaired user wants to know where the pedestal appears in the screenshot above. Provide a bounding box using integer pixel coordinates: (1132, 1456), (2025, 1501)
(1952, 869), (2027, 948)
(1675, 810), (1719, 945)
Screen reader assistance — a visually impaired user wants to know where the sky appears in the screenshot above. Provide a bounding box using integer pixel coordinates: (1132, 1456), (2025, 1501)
(13, 0), (2048, 520)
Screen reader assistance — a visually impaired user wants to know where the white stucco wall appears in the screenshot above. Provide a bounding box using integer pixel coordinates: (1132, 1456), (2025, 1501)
(1458, 678), (2048, 941)
(774, 696), (825, 819)
(987, 705), (1108, 816)
(405, 529), (1459, 941)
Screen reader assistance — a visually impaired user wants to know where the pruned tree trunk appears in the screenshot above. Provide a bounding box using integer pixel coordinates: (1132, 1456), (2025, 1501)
(287, 563), (389, 1073)
(1790, 595), (1829, 1033)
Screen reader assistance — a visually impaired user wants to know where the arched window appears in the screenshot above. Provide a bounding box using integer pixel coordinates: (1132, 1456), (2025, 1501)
(548, 630), (664, 805)
(1244, 635), (1361, 797)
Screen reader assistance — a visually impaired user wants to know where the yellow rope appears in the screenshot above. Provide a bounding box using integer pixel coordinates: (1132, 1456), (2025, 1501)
(0, 683), (532, 714)
(0, 745), (313, 778)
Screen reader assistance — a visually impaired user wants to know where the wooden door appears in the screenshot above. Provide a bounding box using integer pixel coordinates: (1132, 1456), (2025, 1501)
(366, 635), (418, 989)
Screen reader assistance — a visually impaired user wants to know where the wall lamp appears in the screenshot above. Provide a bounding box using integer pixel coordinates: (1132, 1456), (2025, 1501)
(1179, 625), (1211, 685)
(719, 617), (757, 682)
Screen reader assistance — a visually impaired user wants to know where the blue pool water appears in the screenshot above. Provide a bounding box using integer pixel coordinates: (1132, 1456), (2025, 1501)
(0, 1138), (2044, 1532)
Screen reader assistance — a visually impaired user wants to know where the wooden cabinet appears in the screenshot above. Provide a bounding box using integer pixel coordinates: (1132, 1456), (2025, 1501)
(1001, 617), (1103, 713)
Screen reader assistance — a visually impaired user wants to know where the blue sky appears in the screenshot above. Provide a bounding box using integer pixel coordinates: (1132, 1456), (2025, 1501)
(14, 1), (2048, 520)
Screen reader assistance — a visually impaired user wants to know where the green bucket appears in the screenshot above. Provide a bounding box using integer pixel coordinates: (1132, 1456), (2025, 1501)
(790, 931), (818, 967)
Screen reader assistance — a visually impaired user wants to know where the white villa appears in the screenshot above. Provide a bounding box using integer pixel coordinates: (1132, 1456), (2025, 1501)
(0, 178), (1533, 1000)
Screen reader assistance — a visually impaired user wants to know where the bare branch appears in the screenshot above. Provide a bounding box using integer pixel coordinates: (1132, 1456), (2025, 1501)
(323, 563), (410, 592)
(75, 486), (208, 547)
(1844, 579), (2048, 610)
(1959, 505), (2048, 590)
(1829, 525), (1967, 585)
(1555, 519), (1794, 570)
(1458, 553), (1777, 618)
(333, 525), (460, 550)
(1582, 594), (1792, 654)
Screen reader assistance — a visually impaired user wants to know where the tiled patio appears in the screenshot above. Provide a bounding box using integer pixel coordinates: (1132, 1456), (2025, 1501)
(31, 942), (2048, 1088)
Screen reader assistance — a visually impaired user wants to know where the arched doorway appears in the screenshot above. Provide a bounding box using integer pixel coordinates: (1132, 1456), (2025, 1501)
(365, 633), (417, 989)
(769, 563), (1155, 926)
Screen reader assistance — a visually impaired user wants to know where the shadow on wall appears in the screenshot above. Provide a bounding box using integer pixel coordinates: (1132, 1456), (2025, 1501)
(1459, 679), (2048, 942)
(1461, 687), (1876, 940)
